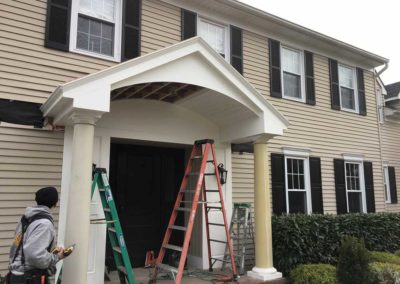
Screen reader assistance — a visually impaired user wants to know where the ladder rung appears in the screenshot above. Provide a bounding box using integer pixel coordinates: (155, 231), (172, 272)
(191, 155), (203, 159)
(117, 266), (127, 275)
(207, 160), (214, 163)
(113, 246), (122, 253)
(208, 222), (225, 227)
(104, 208), (111, 212)
(180, 190), (196, 194)
(99, 188), (105, 192)
(187, 172), (200, 176)
(108, 227), (116, 233)
(175, 207), (191, 212)
(157, 263), (178, 273)
(169, 225), (187, 231)
(206, 206), (222, 210)
(163, 244), (183, 252)
(210, 239), (227, 244)
(204, 173), (216, 176)
(210, 257), (230, 263)
(205, 190), (219, 192)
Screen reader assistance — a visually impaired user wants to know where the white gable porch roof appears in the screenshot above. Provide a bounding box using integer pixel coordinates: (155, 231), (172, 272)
(42, 37), (288, 143)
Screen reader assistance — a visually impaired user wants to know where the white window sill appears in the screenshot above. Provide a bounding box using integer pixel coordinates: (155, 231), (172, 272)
(71, 48), (121, 63)
(282, 95), (306, 104)
(340, 107), (359, 114)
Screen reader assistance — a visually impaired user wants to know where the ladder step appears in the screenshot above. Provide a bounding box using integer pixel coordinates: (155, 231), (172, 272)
(208, 222), (225, 227)
(204, 173), (216, 176)
(210, 239), (227, 244)
(206, 206), (222, 210)
(104, 208), (111, 212)
(205, 190), (219, 192)
(117, 266), (128, 275)
(169, 225), (187, 231)
(187, 172), (200, 176)
(211, 257), (231, 263)
(175, 207), (191, 212)
(180, 190), (196, 194)
(164, 244), (183, 252)
(113, 246), (122, 254)
(108, 227), (116, 233)
(207, 160), (214, 163)
(99, 188), (105, 192)
(157, 263), (178, 273)
(191, 155), (203, 159)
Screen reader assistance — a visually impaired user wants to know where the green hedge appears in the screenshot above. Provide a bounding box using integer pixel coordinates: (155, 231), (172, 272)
(272, 213), (400, 275)
(290, 264), (336, 284)
(370, 251), (400, 265)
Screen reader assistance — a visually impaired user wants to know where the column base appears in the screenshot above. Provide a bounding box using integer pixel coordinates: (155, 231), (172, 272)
(247, 267), (283, 281)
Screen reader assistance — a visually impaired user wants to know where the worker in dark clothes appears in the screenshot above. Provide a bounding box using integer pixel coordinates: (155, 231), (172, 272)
(7, 187), (67, 284)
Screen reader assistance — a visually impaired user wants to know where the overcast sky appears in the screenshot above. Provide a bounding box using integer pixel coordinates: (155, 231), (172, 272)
(239, 0), (399, 86)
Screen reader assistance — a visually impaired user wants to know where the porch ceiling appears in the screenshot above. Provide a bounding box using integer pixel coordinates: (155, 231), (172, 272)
(42, 37), (289, 143)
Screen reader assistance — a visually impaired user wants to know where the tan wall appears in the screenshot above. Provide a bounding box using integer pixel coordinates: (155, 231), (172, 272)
(380, 120), (400, 212)
(0, 125), (64, 275)
(232, 30), (387, 214)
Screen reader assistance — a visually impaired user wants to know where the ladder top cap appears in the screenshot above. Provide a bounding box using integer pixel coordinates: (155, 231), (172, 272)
(94, 168), (107, 174)
(195, 139), (215, 145)
(234, 203), (251, 208)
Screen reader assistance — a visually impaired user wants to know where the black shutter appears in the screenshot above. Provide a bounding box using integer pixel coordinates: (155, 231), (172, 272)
(364, 161), (375, 212)
(122, 0), (141, 61)
(269, 39), (282, 98)
(305, 51), (315, 105)
(389, 167), (398, 204)
(334, 159), (347, 214)
(357, 68), (367, 116)
(271, 153), (286, 214)
(230, 26), (243, 74)
(329, 59), (340, 110)
(45, 0), (71, 51)
(181, 9), (197, 40)
(310, 157), (323, 213)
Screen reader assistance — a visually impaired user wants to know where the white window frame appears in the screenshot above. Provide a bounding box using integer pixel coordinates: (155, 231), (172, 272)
(280, 45), (306, 103)
(197, 16), (230, 63)
(383, 165), (392, 204)
(70, 0), (122, 62)
(344, 159), (366, 213)
(284, 153), (312, 214)
(338, 63), (359, 113)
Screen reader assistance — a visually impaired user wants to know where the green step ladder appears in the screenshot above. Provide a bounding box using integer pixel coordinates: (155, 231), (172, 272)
(57, 168), (135, 284)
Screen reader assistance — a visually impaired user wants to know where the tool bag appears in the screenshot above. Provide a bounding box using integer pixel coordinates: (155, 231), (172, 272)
(7, 213), (54, 284)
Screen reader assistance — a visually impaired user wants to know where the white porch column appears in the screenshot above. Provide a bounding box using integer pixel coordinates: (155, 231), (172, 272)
(62, 113), (98, 284)
(248, 142), (282, 281)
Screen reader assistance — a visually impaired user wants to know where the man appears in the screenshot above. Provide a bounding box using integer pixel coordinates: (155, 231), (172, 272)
(8, 187), (66, 284)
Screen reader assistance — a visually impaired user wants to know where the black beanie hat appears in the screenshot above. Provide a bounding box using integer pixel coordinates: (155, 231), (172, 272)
(35, 187), (58, 208)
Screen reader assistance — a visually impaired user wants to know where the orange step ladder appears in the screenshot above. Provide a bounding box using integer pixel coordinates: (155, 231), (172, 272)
(152, 139), (237, 283)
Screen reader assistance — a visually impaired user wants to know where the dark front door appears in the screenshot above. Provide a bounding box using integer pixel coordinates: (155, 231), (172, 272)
(109, 143), (185, 267)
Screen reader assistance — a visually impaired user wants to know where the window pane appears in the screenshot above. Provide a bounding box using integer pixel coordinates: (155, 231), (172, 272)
(348, 192), (362, 213)
(80, 0), (91, 12)
(77, 16), (114, 56)
(339, 65), (354, 88)
(288, 174), (293, 189)
(299, 174), (305, 189)
(80, 0), (115, 22)
(282, 47), (301, 74)
(298, 160), (304, 174)
(283, 72), (301, 98)
(341, 87), (355, 110)
(287, 159), (293, 174)
(199, 20), (225, 56)
(288, 191), (307, 213)
(293, 174), (299, 189)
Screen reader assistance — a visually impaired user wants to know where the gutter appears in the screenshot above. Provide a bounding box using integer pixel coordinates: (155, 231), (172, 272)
(377, 62), (389, 76)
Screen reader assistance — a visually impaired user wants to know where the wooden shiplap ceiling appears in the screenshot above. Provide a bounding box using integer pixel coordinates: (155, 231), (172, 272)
(111, 82), (202, 103)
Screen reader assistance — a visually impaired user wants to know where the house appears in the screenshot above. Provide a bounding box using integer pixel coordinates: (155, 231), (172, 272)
(0, 0), (398, 283)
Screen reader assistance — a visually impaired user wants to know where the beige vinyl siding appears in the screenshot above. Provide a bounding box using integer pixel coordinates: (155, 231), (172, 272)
(0, 126), (63, 275)
(380, 120), (400, 212)
(0, 0), (181, 104)
(233, 30), (386, 214)
(141, 0), (181, 55)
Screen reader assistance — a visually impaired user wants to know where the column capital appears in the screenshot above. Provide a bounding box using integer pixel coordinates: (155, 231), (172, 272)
(69, 110), (103, 125)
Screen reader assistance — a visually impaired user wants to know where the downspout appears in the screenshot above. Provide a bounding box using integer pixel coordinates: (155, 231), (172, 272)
(375, 62), (388, 211)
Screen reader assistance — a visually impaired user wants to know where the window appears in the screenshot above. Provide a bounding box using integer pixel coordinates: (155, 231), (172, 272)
(383, 166), (391, 203)
(285, 156), (311, 213)
(281, 46), (304, 101)
(198, 18), (229, 59)
(70, 0), (122, 60)
(339, 65), (358, 112)
(345, 162), (366, 212)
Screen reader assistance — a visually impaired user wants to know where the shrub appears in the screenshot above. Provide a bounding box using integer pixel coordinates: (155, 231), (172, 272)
(369, 262), (400, 284)
(370, 251), (400, 265)
(290, 264), (336, 284)
(336, 236), (370, 284)
(395, 250), (400, 258)
(272, 213), (400, 275)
